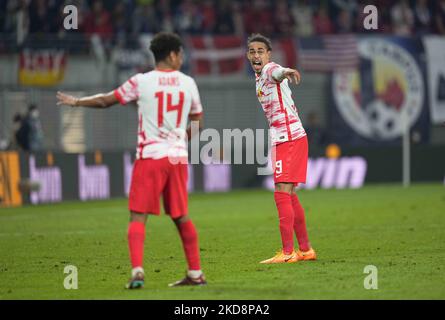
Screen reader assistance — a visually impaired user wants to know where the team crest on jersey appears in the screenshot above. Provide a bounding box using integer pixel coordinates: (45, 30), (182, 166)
(332, 38), (424, 140)
(257, 89), (264, 97)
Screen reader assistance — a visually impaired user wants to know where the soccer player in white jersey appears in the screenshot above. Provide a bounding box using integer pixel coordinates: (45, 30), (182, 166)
(56, 32), (206, 288)
(247, 33), (316, 263)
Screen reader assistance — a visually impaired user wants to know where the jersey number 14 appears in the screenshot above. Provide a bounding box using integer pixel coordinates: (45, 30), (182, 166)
(155, 91), (184, 128)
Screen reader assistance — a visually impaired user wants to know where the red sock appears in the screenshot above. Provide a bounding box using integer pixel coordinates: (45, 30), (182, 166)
(291, 194), (310, 252)
(177, 220), (201, 270)
(128, 221), (146, 268)
(274, 191), (295, 254)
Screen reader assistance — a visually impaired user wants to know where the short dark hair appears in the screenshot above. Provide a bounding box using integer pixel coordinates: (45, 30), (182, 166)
(149, 32), (183, 63)
(247, 33), (272, 51)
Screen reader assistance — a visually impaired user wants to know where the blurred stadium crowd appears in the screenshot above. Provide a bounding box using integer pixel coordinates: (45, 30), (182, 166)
(1, 0), (444, 42)
(1, 0), (445, 153)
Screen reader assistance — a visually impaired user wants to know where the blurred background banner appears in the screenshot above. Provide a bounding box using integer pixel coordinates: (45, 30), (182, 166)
(3, 146), (443, 207)
(297, 34), (359, 72)
(423, 36), (445, 124)
(18, 49), (67, 86)
(0, 151), (23, 207)
(188, 35), (245, 75)
(188, 35), (298, 76)
(329, 36), (430, 145)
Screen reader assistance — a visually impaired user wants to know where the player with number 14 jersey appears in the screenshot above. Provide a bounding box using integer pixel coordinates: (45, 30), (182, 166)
(56, 32), (206, 289)
(114, 69), (202, 161)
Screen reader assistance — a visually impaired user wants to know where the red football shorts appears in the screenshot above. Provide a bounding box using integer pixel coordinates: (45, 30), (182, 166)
(128, 157), (188, 218)
(271, 135), (308, 185)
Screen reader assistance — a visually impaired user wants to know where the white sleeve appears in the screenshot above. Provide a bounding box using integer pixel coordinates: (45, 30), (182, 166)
(189, 78), (203, 115)
(265, 62), (289, 83)
(113, 74), (141, 105)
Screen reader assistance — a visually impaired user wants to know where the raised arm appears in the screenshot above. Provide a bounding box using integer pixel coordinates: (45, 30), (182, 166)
(272, 67), (301, 84)
(56, 91), (119, 108)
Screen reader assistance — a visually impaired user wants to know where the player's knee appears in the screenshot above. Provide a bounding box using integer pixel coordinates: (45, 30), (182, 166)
(275, 183), (293, 194)
(130, 211), (148, 224)
(173, 215), (189, 226)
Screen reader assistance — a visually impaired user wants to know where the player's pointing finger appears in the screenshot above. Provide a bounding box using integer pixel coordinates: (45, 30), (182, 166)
(294, 70), (301, 84)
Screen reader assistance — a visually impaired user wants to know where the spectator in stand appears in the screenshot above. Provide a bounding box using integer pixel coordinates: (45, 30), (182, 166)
(174, 0), (202, 35)
(391, 0), (414, 36)
(330, 0), (354, 31)
(28, 0), (50, 34)
(313, 4), (334, 34)
(335, 8), (353, 33)
(231, 1), (245, 36)
(133, 2), (159, 34)
(354, 0), (368, 33)
(377, 0), (393, 33)
(3, 0), (443, 40)
(199, 0), (216, 34)
(413, 0), (433, 35)
(0, 1), (7, 33)
(214, 0), (235, 35)
(243, 0), (274, 37)
(156, 0), (175, 33)
(84, 0), (113, 39)
(273, 0), (295, 36)
(5, 0), (30, 45)
(291, 0), (314, 37)
(113, 2), (131, 36)
(434, 0), (445, 34)
(329, 0), (358, 17)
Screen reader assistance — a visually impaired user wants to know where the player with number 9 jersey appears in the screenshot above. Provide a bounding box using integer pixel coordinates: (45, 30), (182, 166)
(246, 33), (316, 265)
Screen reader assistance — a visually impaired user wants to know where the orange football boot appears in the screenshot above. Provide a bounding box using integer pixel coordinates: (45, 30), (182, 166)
(260, 250), (298, 264)
(296, 248), (317, 261)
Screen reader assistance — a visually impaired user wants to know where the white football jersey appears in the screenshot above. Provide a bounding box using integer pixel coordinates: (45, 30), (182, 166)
(256, 62), (306, 145)
(114, 69), (203, 160)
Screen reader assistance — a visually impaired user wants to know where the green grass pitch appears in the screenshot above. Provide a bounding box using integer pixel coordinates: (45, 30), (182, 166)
(0, 184), (444, 300)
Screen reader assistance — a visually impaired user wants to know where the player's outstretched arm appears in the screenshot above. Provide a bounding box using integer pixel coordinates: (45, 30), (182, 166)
(282, 68), (301, 84)
(272, 67), (301, 85)
(56, 91), (118, 108)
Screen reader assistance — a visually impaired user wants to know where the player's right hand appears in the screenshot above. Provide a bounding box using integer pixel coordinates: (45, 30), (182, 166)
(283, 68), (301, 84)
(56, 91), (78, 107)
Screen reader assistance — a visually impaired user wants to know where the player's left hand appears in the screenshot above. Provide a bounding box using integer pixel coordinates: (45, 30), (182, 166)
(283, 68), (301, 84)
(56, 91), (78, 107)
